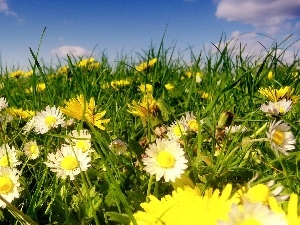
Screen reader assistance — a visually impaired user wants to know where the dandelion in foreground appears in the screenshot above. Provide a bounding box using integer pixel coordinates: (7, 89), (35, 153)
(65, 129), (92, 153)
(23, 141), (40, 160)
(267, 120), (295, 155)
(142, 138), (188, 182)
(218, 202), (287, 225)
(44, 145), (91, 180)
(32, 105), (65, 134)
(260, 99), (292, 115)
(0, 144), (20, 168)
(259, 86), (300, 103)
(0, 167), (20, 208)
(60, 94), (110, 130)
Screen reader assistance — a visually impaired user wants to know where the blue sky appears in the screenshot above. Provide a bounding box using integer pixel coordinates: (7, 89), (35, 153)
(0, 0), (300, 69)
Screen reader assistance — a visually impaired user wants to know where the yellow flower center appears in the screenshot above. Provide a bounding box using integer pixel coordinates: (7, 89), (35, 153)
(157, 151), (175, 168)
(174, 124), (184, 137)
(240, 218), (262, 225)
(76, 141), (88, 152)
(188, 120), (198, 132)
(0, 156), (9, 167)
(45, 116), (57, 128)
(272, 130), (285, 146)
(30, 145), (37, 154)
(0, 176), (13, 194)
(61, 156), (79, 170)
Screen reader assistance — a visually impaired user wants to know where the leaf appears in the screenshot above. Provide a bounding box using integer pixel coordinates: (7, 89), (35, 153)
(106, 212), (130, 224)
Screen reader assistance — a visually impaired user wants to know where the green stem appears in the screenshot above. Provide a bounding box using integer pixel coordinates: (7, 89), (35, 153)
(146, 175), (154, 202)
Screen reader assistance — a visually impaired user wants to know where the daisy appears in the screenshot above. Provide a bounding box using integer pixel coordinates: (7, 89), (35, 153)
(0, 97), (8, 112)
(23, 141), (40, 160)
(179, 112), (202, 133)
(218, 202), (287, 225)
(260, 99), (292, 115)
(44, 145), (91, 180)
(22, 118), (35, 134)
(0, 167), (20, 208)
(266, 120), (296, 155)
(142, 138), (188, 182)
(0, 144), (20, 168)
(33, 105), (65, 134)
(167, 120), (188, 140)
(65, 129), (92, 153)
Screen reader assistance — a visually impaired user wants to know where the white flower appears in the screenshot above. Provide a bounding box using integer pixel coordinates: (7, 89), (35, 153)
(44, 145), (91, 180)
(33, 105), (65, 134)
(167, 120), (188, 141)
(109, 139), (127, 155)
(65, 129), (92, 153)
(142, 138), (188, 182)
(218, 202), (287, 225)
(22, 118), (35, 134)
(267, 120), (296, 155)
(260, 99), (292, 115)
(0, 144), (20, 168)
(0, 97), (8, 112)
(23, 141), (40, 160)
(0, 167), (20, 208)
(225, 125), (247, 134)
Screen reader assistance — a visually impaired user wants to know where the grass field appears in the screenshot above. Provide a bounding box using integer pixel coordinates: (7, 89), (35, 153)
(0, 36), (299, 225)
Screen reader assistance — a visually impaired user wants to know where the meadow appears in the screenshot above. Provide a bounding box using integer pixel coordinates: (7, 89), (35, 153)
(0, 35), (299, 225)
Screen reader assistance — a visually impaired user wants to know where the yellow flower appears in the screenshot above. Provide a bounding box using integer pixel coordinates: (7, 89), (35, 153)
(9, 70), (25, 79)
(268, 71), (274, 79)
(259, 86), (300, 103)
(25, 83), (46, 93)
(111, 80), (131, 90)
(6, 107), (35, 119)
(185, 71), (192, 78)
(164, 83), (174, 90)
(57, 65), (69, 75)
(139, 84), (153, 93)
(60, 94), (110, 130)
(135, 58), (157, 72)
(77, 58), (100, 69)
(128, 94), (160, 125)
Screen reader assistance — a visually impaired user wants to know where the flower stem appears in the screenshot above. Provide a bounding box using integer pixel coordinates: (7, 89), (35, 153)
(146, 174), (154, 202)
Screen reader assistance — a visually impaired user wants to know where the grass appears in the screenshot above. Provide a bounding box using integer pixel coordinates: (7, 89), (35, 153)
(0, 34), (299, 224)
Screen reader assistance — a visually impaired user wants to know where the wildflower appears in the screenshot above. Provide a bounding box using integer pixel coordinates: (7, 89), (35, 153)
(260, 99), (292, 115)
(0, 97), (8, 112)
(0, 167), (20, 208)
(128, 94), (161, 126)
(44, 145), (91, 180)
(0, 144), (20, 168)
(77, 57), (100, 69)
(23, 70), (33, 77)
(132, 184), (239, 225)
(268, 70), (274, 79)
(164, 83), (174, 90)
(65, 129), (92, 153)
(6, 107), (34, 119)
(200, 91), (210, 99)
(185, 71), (192, 78)
(267, 120), (295, 155)
(135, 58), (157, 72)
(32, 106), (65, 134)
(179, 112), (201, 133)
(23, 141), (40, 160)
(111, 80), (131, 90)
(9, 70), (25, 79)
(195, 72), (203, 83)
(57, 65), (69, 75)
(25, 83), (46, 93)
(60, 94), (110, 130)
(22, 118), (35, 134)
(167, 120), (187, 141)
(142, 138), (188, 182)
(259, 86), (300, 103)
(218, 202), (287, 225)
(139, 84), (153, 93)
(109, 139), (127, 155)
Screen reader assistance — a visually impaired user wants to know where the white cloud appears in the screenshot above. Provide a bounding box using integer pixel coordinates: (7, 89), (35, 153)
(51, 46), (92, 57)
(215, 0), (300, 34)
(0, 0), (18, 17)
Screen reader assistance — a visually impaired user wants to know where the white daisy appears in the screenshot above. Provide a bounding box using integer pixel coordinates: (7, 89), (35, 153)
(218, 202), (287, 225)
(260, 99), (292, 115)
(23, 141), (40, 160)
(0, 144), (20, 168)
(44, 145), (91, 180)
(32, 105), (65, 134)
(109, 139), (127, 155)
(224, 125), (247, 134)
(65, 129), (92, 153)
(0, 167), (20, 208)
(266, 120), (296, 155)
(0, 97), (8, 112)
(167, 120), (187, 141)
(142, 138), (188, 182)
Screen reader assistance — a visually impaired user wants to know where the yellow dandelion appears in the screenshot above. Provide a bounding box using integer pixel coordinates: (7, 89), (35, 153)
(164, 83), (174, 90)
(139, 84), (153, 93)
(25, 83), (46, 93)
(135, 58), (157, 72)
(268, 71), (274, 79)
(60, 94), (110, 130)
(259, 86), (300, 103)
(6, 107), (34, 119)
(9, 70), (25, 79)
(111, 79), (131, 90)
